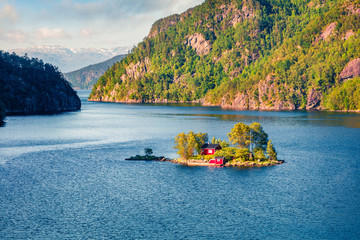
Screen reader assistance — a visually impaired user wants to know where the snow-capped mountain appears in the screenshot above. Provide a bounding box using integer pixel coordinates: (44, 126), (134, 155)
(10, 45), (130, 72)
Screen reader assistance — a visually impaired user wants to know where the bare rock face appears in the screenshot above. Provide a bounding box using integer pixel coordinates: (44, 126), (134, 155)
(185, 33), (211, 55)
(340, 58), (360, 81)
(314, 22), (337, 44)
(306, 88), (322, 109)
(343, 30), (355, 40)
(215, 3), (255, 28)
(322, 22), (337, 40)
(124, 57), (151, 81)
(257, 75), (296, 110)
(347, 4), (360, 16)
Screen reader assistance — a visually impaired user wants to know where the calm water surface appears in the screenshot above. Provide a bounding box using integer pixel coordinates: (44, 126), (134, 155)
(1, 90), (360, 239)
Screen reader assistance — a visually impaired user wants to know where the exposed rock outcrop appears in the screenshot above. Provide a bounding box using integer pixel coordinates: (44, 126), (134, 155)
(216, 3), (255, 28)
(217, 75), (299, 111)
(342, 30), (355, 40)
(347, 4), (360, 16)
(123, 57), (151, 81)
(185, 33), (211, 55)
(339, 58), (360, 81)
(306, 88), (322, 109)
(314, 22), (337, 44)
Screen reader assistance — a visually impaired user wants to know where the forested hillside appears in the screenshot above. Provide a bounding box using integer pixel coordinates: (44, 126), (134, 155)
(0, 51), (81, 116)
(64, 54), (126, 89)
(89, 0), (360, 111)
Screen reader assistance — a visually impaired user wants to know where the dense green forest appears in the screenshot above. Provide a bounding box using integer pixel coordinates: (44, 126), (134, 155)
(90, 0), (360, 111)
(64, 54), (126, 89)
(0, 51), (81, 116)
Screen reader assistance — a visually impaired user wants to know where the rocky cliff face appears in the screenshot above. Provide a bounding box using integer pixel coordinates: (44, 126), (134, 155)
(339, 58), (360, 81)
(215, 3), (255, 28)
(0, 51), (81, 115)
(214, 75), (297, 111)
(185, 33), (211, 55)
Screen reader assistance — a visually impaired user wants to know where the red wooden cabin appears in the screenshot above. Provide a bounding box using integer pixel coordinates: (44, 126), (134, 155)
(201, 143), (222, 155)
(209, 156), (225, 165)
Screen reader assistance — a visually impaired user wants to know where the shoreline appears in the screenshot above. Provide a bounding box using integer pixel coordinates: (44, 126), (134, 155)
(171, 159), (285, 168)
(125, 157), (285, 168)
(88, 98), (360, 113)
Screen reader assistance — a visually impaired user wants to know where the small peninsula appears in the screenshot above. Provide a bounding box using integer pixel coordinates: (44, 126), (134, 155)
(172, 122), (283, 168)
(0, 51), (81, 117)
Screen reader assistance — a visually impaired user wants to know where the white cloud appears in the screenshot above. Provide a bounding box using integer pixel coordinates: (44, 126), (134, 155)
(0, 4), (18, 21)
(80, 28), (94, 38)
(2, 29), (28, 42)
(34, 27), (71, 40)
(0, 0), (204, 50)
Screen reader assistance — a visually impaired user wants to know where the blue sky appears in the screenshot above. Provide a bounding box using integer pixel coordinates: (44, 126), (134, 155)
(0, 0), (204, 50)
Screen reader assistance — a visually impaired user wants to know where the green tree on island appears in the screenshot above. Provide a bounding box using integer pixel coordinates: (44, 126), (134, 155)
(174, 131), (208, 159)
(174, 122), (280, 165)
(266, 140), (277, 160)
(227, 122), (251, 148)
(211, 137), (229, 148)
(144, 148), (153, 157)
(249, 122), (269, 151)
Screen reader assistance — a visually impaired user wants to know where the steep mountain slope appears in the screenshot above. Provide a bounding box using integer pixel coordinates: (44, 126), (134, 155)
(64, 54), (126, 89)
(11, 46), (129, 72)
(0, 51), (81, 115)
(89, 0), (360, 111)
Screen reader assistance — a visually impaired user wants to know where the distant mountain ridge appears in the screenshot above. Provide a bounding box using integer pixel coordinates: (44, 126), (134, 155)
(64, 54), (127, 89)
(89, 0), (360, 112)
(10, 45), (130, 72)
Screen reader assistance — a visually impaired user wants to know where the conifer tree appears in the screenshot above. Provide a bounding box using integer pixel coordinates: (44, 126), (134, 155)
(266, 140), (277, 160)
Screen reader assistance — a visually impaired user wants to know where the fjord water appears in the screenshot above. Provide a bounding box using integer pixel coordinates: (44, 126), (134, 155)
(1, 90), (359, 239)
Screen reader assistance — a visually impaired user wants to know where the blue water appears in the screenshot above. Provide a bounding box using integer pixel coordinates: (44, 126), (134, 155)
(1, 90), (360, 239)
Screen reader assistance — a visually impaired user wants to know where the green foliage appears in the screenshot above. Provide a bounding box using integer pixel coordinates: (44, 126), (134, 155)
(324, 78), (360, 110)
(228, 121), (270, 150)
(174, 131), (208, 159)
(214, 147), (237, 161)
(211, 137), (230, 148)
(144, 148), (153, 156)
(176, 121), (279, 162)
(174, 132), (188, 159)
(228, 122), (251, 148)
(250, 122), (269, 150)
(254, 148), (267, 161)
(266, 140), (278, 160)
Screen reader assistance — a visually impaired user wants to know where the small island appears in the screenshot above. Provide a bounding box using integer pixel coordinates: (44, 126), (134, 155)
(126, 148), (168, 161)
(126, 122), (283, 168)
(172, 122), (284, 168)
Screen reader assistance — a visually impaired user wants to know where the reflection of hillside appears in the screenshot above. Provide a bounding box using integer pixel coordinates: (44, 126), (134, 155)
(150, 110), (360, 129)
